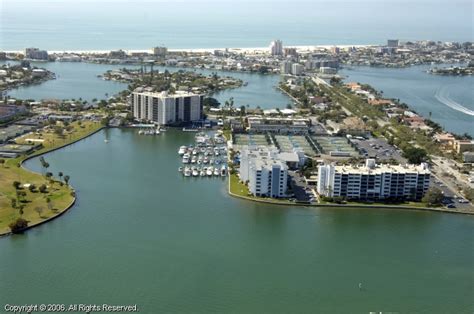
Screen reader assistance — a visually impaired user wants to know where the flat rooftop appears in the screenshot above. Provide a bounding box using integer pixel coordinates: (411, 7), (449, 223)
(334, 164), (430, 175)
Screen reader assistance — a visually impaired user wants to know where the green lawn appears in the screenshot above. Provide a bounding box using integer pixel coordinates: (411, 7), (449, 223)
(0, 121), (102, 234)
(229, 173), (250, 197)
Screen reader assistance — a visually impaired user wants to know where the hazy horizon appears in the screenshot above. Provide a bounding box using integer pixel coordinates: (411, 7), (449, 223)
(1, 0), (472, 50)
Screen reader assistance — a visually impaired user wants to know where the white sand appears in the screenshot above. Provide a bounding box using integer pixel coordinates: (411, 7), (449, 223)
(4, 44), (375, 55)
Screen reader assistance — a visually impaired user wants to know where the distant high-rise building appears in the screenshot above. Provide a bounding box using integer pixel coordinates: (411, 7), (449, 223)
(330, 46), (340, 54)
(291, 63), (304, 76)
(24, 48), (48, 60)
(283, 47), (297, 57)
(131, 91), (203, 125)
(269, 40), (283, 56)
(387, 39), (399, 48)
(280, 61), (293, 74)
(108, 49), (127, 59)
(153, 46), (167, 57)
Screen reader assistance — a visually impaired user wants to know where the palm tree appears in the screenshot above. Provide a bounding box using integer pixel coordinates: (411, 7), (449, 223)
(64, 175), (70, 186)
(58, 171), (63, 181)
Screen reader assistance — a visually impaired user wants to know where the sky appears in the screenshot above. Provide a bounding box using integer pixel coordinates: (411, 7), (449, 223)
(0, 0), (472, 50)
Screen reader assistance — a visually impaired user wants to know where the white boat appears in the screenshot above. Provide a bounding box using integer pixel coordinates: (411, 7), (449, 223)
(220, 165), (227, 176)
(200, 169), (206, 176)
(192, 168), (199, 177)
(104, 139), (109, 143)
(184, 167), (191, 177)
(206, 167), (213, 176)
(182, 154), (190, 164)
(191, 156), (197, 164)
(213, 168), (220, 176)
(155, 128), (161, 135)
(138, 130), (144, 135)
(178, 146), (187, 155)
(203, 156), (209, 164)
(178, 167), (183, 172)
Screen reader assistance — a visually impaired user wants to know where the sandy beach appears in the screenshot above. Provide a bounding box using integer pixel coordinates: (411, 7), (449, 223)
(4, 44), (375, 55)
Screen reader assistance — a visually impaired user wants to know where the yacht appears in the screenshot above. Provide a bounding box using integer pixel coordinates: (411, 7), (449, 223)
(182, 154), (190, 164)
(178, 146), (187, 155)
(206, 167), (213, 176)
(220, 165), (227, 176)
(213, 167), (220, 176)
(184, 167), (191, 177)
(192, 168), (199, 177)
(200, 169), (206, 176)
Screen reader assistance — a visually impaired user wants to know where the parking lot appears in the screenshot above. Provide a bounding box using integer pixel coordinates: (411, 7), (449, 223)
(288, 171), (315, 203)
(432, 176), (473, 211)
(351, 137), (406, 162)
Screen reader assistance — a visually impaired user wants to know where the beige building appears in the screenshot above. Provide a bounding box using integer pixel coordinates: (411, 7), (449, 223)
(453, 140), (474, 154)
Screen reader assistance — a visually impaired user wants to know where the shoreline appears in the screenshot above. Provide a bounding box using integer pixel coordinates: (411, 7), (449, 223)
(227, 175), (474, 215)
(3, 44), (375, 55)
(0, 125), (105, 237)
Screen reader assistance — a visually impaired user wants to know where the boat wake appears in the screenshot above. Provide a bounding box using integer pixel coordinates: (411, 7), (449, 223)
(435, 87), (474, 116)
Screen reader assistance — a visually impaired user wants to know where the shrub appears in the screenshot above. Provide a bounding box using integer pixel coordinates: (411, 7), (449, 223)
(9, 218), (28, 234)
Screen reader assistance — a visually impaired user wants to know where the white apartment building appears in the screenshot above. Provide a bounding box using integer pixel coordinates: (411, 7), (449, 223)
(269, 40), (283, 56)
(317, 159), (431, 201)
(291, 63), (304, 76)
(131, 91), (203, 125)
(280, 61), (293, 74)
(239, 147), (288, 198)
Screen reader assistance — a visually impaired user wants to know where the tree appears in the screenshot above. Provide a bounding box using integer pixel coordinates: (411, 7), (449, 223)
(0, 159), (5, 167)
(58, 172), (63, 181)
(9, 218), (28, 234)
(403, 147), (428, 164)
(46, 197), (53, 211)
(34, 206), (43, 217)
(422, 187), (444, 206)
(28, 184), (37, 193)
(64, 175), (70, 186)
(11, 198), (17, 209)
(38, 184), (47, 193)
(203, 97), (220, 108)
(13, 181), (21, 190)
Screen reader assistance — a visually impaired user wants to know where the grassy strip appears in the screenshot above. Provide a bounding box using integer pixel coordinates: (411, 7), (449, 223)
(228, 173), (298, 205)
(0, 121), (102, 234)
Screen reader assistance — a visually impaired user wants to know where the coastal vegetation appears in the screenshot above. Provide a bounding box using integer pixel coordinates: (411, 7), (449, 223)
(102, 68), (243, 95)
(0, 63), (55, 92)
(0, 120), (102, 234)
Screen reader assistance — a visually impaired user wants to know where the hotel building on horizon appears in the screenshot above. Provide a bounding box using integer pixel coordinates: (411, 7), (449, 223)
(131, 91), (203, 125)
(317, 159), (431, 201)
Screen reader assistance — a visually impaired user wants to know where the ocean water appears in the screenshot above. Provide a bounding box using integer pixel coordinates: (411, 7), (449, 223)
(1, 0), (472, 51)
(340, 65), (474, 136)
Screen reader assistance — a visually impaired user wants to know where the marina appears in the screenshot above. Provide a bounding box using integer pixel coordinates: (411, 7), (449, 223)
(178, 131), (228, 178)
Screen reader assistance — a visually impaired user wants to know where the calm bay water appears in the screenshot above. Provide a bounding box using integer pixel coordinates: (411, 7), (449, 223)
(0, 128), (472, 313)
(341, 65), (474, 136)
(2, 61), (290, 109)
(1, 0), (472, 50)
